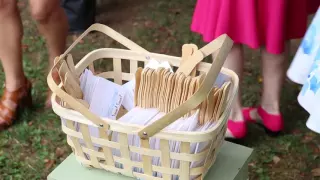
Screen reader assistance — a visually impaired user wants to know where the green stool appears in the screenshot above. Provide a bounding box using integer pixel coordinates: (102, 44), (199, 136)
(48, 141), (253, 180)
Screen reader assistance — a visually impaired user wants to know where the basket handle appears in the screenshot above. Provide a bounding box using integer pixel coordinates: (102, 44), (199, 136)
(138, 34), (234, 139)
(48, 23), (148, 130)
(176, 35), (226, 76)
(61, 23), (148, 60)
(48, 57), (110, 130)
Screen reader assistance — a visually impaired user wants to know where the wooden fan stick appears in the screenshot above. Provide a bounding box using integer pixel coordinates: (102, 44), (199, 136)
(153, 68), (165, 107)
(176, 34), (228, 78)
(134, 68), (143, 106)
(134, 67), (232, 126)
(179, 44), (198, 77)
(57, 60), (89, 109)
(66, 54), (77, 79)
(216, 82), (231, 120)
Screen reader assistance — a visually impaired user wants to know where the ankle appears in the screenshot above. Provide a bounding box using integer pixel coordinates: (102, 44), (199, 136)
(260, 104), (280, 115)
(5, 77), (27, 91)
(229, 110), (244, 121)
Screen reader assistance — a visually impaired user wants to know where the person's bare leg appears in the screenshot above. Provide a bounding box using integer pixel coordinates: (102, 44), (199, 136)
(216, 44), (246, 138)
(29, 0), (68, 69)
(0, 0), (25, 91)
(260, 44), (289, 114)
(29, 0), (68, 107)
(219, 44), (245, 121)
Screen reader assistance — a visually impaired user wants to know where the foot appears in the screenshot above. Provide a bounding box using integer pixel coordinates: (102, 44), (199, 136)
(243, 107), (258, 123)
(0, 79), (32, 130)
(225, 120), (247, 139)
(242, 106), (284, 133)
(257, 106), (284, 133)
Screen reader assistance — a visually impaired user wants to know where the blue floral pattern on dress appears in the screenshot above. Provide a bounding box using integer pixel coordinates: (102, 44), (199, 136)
(302, 25), (317, 54)
(301, 81), (310, 95)
(300, 18), (320, 96)
(309, 75), (320, 94)
(302, 61), (320, 96)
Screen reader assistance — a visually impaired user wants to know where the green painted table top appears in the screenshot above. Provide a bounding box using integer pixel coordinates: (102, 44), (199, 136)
(48, 141), (253, 180)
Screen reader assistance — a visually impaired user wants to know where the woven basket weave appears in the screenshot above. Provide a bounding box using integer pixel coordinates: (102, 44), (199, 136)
(47, 24), (238, 180)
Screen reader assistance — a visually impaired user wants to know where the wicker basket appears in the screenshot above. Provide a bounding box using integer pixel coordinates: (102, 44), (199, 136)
(47, 24), (239, 180)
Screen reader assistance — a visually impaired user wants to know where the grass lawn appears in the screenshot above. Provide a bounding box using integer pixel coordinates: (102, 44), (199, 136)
(0, 0), (319, 179)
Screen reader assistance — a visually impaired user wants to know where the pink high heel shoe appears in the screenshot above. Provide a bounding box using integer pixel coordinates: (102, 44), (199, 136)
(226, 120), (247, 139)
(243, 107), (256, 123)
(243, 106), (284, 136)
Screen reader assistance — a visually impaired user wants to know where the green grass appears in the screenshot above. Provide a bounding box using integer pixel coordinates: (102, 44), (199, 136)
(0, 0), (319, 179)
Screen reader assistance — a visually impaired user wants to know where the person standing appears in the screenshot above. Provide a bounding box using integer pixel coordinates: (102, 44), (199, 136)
(0, 0), (68, 130)
(61, 0), (96, 34)
(191, 0), (319, 139)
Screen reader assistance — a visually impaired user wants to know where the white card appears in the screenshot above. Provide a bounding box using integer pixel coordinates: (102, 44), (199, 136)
(111, 107), (159, 171)
(145, 58), (173, 72)
(122, 80), (135, 111)
(78, 69), (126, 150)
(89, 77), (125, 119)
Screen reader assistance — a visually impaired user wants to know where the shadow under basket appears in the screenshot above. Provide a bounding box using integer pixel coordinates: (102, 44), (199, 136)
(47, 23), (239, 180)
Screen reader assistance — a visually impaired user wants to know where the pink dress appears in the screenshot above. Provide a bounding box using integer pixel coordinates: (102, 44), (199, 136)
(191, 0), (319, 54)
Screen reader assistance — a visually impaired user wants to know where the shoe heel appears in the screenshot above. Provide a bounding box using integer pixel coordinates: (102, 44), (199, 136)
(257, 106), (284, 135)
(21, 89), (33, 109)
(225, 137), (245, 145)
(264, 127), (281, 137)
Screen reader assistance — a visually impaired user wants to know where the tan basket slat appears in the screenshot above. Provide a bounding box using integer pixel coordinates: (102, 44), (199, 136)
(134, 173), (162, 180)
(97, 72), (134, 81)
(79, 124), (101, 167)
(179, 142), (191, 179)
(130, 60), (138, 74)
(61, 23), (147, 60)
(98, 128), (115, 166)
(113, 58), (122, 84)
(73, 48), (235, 78)
(58, 106), (226, 142)
(69, 138), (205, 176)
(63, 125), (210, 162)
(203, 123), (225, 169)
(63, 125), (121, 148)
(66, 54), (76, 76)
(89, 63), (95, 74)
(65, 120), (86, 159)
(76, 155), (128, 174)
(118, 133), (133, 176)
(159, 139), (171, 180)
(141, 139), (153, 175)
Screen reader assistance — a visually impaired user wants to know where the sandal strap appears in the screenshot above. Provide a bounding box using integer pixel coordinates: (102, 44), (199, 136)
(0, 80), (32, 125)
(0, 103), (14, 125)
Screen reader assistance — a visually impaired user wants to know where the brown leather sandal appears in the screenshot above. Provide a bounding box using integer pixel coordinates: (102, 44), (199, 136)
(0, 79), (32, 130)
